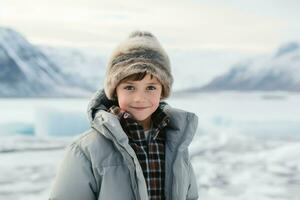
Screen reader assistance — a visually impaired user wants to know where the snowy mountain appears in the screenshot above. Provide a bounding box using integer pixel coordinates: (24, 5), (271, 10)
(39, 46), (105, 91)
(0, 27), (101, 97)
(183, 42), (300, 93)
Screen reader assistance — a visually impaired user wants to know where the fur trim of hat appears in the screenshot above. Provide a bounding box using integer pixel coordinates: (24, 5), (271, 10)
(104, 31), (173, 100)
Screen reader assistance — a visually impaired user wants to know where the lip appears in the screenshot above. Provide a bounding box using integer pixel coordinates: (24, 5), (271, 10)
(130, 106), (149, 110)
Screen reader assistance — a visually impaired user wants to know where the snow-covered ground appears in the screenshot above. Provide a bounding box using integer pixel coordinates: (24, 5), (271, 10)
(0, 92), (300, 200)
(190, 127), (300, 200)
(0, 146), (64, 200)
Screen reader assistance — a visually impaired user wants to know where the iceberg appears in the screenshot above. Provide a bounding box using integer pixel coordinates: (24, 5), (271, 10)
(34, 107), (89, 137)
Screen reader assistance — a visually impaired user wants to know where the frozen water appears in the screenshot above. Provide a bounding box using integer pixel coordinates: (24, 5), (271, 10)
(0, 98), (89, 137)
(0, 92), (300, 199)
(35, 107), (89, 137)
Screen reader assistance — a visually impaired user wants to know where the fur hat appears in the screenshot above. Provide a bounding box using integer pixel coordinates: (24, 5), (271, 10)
(104, 31), (173, 100)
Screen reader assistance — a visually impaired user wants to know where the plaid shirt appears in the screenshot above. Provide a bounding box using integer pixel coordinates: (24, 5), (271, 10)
(109, 105), (169, 200)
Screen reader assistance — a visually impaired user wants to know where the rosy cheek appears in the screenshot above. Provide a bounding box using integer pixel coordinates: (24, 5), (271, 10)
(117, 98), (125, 109)
(153, 97), (160, 105)
(119, 100), (126, 107)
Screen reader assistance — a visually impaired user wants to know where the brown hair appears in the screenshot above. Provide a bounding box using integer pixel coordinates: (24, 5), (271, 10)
(121, 71), (153, 82)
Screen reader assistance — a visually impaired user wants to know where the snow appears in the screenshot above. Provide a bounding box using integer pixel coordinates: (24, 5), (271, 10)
(39, 46), (106, 90)
(0, 148), (65, 200)
(0, 28), (97, 97)
(189, 130), (300, 200)
(0, 92), (300, 199)
(201, 42), (300, 91)
(0, 28), (60, 85)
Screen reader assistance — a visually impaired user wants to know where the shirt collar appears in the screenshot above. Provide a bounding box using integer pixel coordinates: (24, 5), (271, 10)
(108, 104), (169, 142)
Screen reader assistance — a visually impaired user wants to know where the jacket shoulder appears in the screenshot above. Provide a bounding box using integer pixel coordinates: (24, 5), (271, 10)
(68, 128), (125, 167)
(164, 105), (198, 126)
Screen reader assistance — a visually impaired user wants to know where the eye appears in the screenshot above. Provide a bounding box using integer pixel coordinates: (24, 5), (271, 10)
(124, 85), (135, 91)
(147, 85), (156, 90)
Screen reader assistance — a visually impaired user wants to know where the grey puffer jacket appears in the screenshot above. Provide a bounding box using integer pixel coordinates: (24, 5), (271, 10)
(49, 90), (199, 200)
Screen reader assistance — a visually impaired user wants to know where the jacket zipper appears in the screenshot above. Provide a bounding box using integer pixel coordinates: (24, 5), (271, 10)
(102, 124), (142, 200)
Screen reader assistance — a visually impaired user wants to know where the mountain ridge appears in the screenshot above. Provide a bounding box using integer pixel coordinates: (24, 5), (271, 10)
(179, 41), (300, 94)
(0, 27), (100, 97)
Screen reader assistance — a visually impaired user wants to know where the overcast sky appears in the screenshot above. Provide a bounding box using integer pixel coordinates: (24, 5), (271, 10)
(1, 0), (300, 53)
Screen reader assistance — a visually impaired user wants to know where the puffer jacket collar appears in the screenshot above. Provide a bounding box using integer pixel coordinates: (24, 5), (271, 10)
(87, 89), (197, 151)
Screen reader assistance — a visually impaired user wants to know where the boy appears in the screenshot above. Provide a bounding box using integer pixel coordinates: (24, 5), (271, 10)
(49, 31), (198, 200)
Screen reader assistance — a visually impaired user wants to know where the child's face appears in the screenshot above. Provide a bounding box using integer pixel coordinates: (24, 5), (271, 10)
(116, 74), (162, 130)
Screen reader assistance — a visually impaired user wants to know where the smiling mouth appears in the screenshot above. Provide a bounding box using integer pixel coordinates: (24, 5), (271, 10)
(131, 106), (149, 110)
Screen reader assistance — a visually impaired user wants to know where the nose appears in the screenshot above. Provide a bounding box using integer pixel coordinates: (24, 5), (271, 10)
(133, 90), (146, 103)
